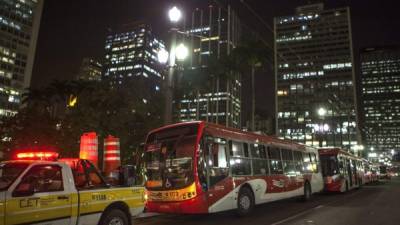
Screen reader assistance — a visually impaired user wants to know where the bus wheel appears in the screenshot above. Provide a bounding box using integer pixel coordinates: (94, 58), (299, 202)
(303, 182), (312, 201)
(236, 187), (254, 216)
(99, 209), (129, 225)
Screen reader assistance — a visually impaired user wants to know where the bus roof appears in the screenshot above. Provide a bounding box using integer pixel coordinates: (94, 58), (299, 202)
(147, 121), (312, 152)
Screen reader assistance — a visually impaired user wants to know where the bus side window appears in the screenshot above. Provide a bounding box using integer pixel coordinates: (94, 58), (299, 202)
(268, 146), (283, 174)
(282, 149), (295, 176)
(230, 141), (252, 176)
(251, 143), (268, 175)
(311, 153), (319, 173)
(303, 152), (312, 173)
(293, 151), (304, 173)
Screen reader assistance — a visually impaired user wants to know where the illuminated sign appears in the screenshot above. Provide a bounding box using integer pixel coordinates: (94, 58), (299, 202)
(147, 182), (197, 202)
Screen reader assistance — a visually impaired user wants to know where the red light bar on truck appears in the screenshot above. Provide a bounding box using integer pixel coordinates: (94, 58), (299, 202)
(16, 151), (59, 160)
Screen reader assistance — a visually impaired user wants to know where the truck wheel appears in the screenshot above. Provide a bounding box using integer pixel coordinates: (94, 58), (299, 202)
(236, 187), (254, 216)
(100, 209), (130, 225)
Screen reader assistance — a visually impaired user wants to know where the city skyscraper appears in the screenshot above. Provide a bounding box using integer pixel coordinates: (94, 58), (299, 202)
(103, 22), (165, 91)
(274, 3), (359, 149)
(103, 22), (166, 109)
(360, 46), (400, 152)
(77, 57), (103, 81)
(177, 4), (243, 128)
(0, 0), (43, 117)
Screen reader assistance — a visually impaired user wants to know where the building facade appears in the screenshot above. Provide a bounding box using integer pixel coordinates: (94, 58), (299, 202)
(274, 4), (359, 149)
(0, 0), (43, 117)
(103, 22), (165, 92)
(77, 58), (103, 81)
(177, 4), (242, 128)
(360, 46), (400, 152)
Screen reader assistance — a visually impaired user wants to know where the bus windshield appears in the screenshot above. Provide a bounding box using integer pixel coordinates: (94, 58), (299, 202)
(320, 155), (340, 176)
(145, 124), (198, 190)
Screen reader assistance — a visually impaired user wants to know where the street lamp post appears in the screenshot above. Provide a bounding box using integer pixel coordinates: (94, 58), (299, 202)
(160, 6), (205, 125)
(164, 6), (182, 125)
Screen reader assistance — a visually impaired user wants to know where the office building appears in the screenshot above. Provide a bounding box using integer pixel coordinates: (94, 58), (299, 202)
(103, 22), (166, 114)
(361, 46), (400, 152)
(77, 58), (103, 81)
(177, 4), (243, 128)
(274, 3), (359, 149)
(103, 22), (165, 91)
(0, 0), (43, 117)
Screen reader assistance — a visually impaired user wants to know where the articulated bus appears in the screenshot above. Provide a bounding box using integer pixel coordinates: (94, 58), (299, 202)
(318, 148), (365, 192)
(144, 121), (323, 215)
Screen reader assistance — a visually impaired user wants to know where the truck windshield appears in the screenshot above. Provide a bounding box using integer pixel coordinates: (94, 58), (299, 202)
(0, 162), (29, 190)
(145, 124), (198, 190)
(320, 155), (340, 177)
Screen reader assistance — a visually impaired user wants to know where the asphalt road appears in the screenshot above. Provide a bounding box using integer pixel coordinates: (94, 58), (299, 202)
(135, 178), (400, 225)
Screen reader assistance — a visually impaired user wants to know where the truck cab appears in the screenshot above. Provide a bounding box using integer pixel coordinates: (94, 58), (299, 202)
(0, 153), (145, 225)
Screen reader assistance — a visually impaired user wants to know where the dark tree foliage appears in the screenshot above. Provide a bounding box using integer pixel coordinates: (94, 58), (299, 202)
(0, 79), (163, 163)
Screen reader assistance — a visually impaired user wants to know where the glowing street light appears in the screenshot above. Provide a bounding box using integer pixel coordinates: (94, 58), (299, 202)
(323, 124), (330, 132)
(318, 107), (327, 117)
(175, 43), (188, 61)
(168, 6), (182, 22)
(157, 48), (169, 64)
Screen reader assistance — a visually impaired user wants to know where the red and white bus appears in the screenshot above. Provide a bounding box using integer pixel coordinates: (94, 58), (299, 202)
(144, 121), (324, 215)
(362, 159), (378, 184)
(318, 148), (364, 192)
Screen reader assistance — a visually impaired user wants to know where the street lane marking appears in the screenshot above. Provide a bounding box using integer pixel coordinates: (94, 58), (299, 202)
(270, 190), (362, 225)
(270, 205), (324, 225)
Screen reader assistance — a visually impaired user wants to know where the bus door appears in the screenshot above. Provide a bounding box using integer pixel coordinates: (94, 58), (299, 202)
(346, 159), (353, 187)
(204, 136), (231, 209)
(352, 160), (358, 186)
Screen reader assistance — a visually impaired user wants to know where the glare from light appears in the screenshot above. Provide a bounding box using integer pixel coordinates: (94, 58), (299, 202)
(318, 107), (327, 116)
(168, 6), (182, 22)
(323, 124), (329, 132)
(175, 43), (188, 61)
(370, 147), (374, 151)
(157, 48), (169, 64)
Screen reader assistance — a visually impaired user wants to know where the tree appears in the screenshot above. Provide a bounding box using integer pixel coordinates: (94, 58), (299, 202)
(0, 104), (62, 159)
(2, 78), (164, 162)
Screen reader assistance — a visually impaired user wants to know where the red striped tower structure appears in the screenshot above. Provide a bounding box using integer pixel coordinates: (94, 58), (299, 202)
(79, 132), (98, 167)
(103, 135), (121, 176)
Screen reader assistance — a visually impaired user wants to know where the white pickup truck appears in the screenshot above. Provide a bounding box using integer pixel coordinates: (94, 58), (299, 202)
(0, 158), (145, 225)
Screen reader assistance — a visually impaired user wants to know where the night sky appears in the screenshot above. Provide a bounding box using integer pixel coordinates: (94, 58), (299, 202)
(32, 0), (400, 120)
